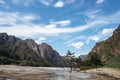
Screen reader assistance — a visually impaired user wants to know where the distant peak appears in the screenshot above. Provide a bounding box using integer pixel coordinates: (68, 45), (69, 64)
(40, 42), (48, 45)
(25, 39), (35, 42)
(0, 33), (8, 36)
(118, 24), (120, 28)
(40, 43), (51, 47)
(0, 33), (8, 41)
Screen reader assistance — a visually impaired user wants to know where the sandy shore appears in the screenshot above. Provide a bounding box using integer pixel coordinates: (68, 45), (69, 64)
(84, 68), (120, 79)
(0, 65), (70, 80)
(0, 65), (118, 80)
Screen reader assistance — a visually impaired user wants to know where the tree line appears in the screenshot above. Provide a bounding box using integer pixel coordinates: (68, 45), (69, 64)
(64, 50), (103, 71)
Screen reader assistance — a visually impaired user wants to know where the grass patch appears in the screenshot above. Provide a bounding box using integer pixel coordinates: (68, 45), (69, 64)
(104, 64), (120, 70)
(80, 66), (92, 70)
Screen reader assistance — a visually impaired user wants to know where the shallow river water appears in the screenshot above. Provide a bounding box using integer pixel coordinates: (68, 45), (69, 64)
(0, 67), (117, 80)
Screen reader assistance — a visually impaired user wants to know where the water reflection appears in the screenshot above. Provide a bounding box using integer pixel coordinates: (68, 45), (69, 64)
(0, 77), (15, 80)
(0, 71), (116, 80)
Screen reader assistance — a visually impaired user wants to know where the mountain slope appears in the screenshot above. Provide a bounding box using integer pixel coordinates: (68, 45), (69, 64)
(87, 25), (120, 64)
(0, 33), (62, 66)
(25, 39), (62, 66)
(0, 33), (40, 61)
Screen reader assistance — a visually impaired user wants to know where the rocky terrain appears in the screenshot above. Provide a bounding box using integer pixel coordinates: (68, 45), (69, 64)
(87, 25), (120, 64)
(0, 65), (116, 80)
(0, 33), (62, 66)
(84, 68), (120, 79)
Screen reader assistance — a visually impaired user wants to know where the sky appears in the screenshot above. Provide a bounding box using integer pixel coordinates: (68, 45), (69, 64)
(0, 0), (120, 57)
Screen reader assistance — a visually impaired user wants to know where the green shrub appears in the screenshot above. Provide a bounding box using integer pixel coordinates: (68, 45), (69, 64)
(104, 63), (120, 69)
(80, 66), (91, 70)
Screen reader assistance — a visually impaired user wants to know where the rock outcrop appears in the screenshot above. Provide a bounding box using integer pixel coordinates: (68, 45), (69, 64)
(0, 33), (61, 66)
(88, 25), (120, 64)
(25, 39), (61, 66)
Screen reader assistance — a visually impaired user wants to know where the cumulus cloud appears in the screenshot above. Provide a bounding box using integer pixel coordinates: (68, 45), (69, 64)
(54, 1), (64, 8)
(102, 28), (114, 35)
(96, 0), (105, 4)
(71, 42), (84, 49)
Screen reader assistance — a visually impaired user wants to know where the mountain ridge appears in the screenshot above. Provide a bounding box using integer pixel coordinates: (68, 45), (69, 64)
(0, 33), (62, 66)
(87, 25), (120, 64)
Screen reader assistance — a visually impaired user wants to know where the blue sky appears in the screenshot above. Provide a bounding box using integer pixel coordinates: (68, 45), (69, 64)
(0, 0), (120, 56)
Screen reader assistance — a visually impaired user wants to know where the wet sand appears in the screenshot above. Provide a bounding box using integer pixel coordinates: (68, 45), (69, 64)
(0, 65), (118, 80)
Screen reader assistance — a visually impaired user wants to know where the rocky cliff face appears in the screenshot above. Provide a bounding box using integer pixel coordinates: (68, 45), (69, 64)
(25, 40), (61, 66)
(0, 33), (62, 66)
(0, 33), (40, 61)
(88, 25), (120, 64)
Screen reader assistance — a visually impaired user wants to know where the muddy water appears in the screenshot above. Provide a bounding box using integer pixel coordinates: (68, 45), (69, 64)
(0, 67), (116, 80)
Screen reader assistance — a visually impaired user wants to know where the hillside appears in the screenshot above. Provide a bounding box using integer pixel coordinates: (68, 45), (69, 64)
(0, 33), (62, 66)
(87, 25), (120, 65)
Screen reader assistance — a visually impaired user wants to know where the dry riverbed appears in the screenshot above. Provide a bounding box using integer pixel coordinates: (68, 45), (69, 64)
(0, 65), (119, 80)
(84, 68), (120, 79)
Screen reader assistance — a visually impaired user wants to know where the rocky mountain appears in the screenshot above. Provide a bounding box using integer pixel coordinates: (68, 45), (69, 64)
(87, 25), (120, 64)
(25, 39), (61, 66)
(0, 33), (62, 66)
(79, 55), (87, 60)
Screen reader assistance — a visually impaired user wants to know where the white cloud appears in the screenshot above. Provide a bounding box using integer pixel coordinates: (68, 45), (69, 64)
(88, 36), (99, 41)
(11, 0), (75, 8)
(51, 20), (71, 27)
(0, 24), (92, 36)
(96, 0), (105, 4)
(86, 28), (115, 44)
(102, 28), (114, 35)
(0, 12), (37, 26)
(71, 42), (84, 49)
(45, 24), (56, 29)
(0, 0), (9, 9)
(67, 36), (85, 44)
(84, 9), (102, 19)
(98, 11), (120, 24)
(86, 36), (99, 44)
(11, 0), (34, 7)
(65, 0), (75, 4)
(54, 1), (64, 8)
(35, 36), (47, 44)
(84, 10), (120, 25)
(39, 0), (53, 6)
(0, 12), (89, 37)
(0, 11), (119, 41)
(39, 37), (47, 41)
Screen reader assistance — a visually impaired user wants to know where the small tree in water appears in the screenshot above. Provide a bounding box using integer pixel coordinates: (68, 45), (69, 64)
(65, 50), (75, 72)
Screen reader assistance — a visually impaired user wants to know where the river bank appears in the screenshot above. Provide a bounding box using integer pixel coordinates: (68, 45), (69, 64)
(83, 68), (120, 79)
(0, 65), (69, 80)
(0, 65), (118, 80)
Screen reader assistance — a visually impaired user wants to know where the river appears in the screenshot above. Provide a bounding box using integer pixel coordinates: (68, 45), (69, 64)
(0, 65), (117, 80)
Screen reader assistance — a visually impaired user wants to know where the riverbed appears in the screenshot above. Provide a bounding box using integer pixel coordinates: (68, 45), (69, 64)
(0, 65), (117, 80)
